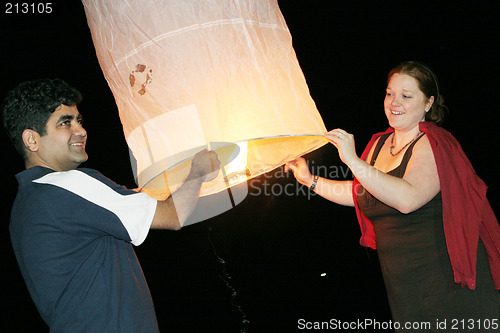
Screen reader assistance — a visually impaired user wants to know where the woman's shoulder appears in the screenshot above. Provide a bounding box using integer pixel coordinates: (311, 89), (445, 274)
(420, 122), (464, 153)
(415, 132), (432, 149)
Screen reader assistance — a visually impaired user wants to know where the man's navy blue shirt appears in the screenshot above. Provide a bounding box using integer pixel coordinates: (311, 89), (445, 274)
(10, 166), (159, 332)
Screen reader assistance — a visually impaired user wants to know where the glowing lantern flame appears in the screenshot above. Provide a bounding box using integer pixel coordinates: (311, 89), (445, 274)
(224, 142), (250, 186)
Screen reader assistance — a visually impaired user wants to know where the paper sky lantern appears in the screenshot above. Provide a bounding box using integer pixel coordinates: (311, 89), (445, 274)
(82, 0), (327, 208)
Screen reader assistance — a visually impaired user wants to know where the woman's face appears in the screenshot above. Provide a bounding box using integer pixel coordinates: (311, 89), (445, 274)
(384, 73), (433, 132)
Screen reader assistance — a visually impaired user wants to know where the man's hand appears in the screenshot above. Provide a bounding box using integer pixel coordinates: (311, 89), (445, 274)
(150, 149), (221, 230)
(188, 149), (221, 182)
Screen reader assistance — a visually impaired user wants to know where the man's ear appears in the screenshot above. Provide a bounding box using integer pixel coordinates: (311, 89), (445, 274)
(22, 129), (40, 152)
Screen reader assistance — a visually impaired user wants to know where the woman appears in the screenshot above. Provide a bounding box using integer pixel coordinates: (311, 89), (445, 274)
(286, 61), (500, 331)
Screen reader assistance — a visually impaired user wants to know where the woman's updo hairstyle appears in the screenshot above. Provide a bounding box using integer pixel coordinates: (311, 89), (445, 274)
(388, 61), (448, 125)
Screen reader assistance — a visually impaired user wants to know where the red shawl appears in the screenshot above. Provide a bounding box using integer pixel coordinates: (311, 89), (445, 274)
(352, 121), (500, 290)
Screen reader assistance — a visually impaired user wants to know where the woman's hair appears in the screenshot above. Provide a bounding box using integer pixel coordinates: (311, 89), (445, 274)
(2, 78), (82, 158)
(388, 61), (448, 125)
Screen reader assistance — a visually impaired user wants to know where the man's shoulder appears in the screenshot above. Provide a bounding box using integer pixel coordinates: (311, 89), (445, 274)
(32, 168), (136, 198)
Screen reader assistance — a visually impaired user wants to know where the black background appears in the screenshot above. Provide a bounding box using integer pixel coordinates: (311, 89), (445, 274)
(1, 0), (499, 331)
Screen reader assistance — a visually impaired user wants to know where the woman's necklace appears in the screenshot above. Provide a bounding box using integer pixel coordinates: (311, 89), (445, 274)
(390, 131), (423, 156)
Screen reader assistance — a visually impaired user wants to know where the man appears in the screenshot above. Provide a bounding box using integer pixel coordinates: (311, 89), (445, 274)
(2, 78), (220, 332)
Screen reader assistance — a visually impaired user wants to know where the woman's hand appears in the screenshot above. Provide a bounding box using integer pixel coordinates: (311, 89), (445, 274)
(285, 155), (355, 207)
(325, 129), (359, 167)
(285, 157), (313, 187)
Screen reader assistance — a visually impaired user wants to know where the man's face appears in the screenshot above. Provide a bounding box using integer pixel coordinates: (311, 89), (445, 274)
(34, 104), (88, 171)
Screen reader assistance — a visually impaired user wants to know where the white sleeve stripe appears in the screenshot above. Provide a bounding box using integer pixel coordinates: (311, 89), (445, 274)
(33, 170), (157, 246)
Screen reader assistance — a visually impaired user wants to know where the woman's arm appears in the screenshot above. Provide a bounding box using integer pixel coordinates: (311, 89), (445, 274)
(314, 177), (354, 207)
(327, 129), (440, 214)
(285, 157), (354, 207)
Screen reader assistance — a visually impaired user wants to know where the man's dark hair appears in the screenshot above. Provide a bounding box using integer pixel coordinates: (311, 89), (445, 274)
(2, 78), (82, 158)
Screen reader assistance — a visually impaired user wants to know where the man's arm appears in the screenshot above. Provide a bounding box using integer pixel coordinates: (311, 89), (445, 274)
(150, 149), (220, 230)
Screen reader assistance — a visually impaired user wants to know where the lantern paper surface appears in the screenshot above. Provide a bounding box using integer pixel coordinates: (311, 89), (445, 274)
(82, 0), (328, 201)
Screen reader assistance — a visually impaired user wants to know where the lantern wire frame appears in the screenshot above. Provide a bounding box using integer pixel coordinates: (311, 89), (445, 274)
(138, 134), (328, 200)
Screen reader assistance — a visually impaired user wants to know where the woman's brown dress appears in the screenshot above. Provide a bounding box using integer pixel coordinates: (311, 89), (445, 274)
(357, 133), (500, 332)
